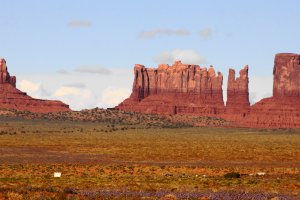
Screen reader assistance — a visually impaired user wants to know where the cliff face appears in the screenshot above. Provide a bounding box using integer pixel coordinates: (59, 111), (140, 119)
(273, 53), (300, 97)
(226, 66), (250, 115)
(132, 61), (223, 102)
(117, 53), (300, 128)
(0, 58), (70, 113)
(117, 61), (225, 115)
(0, 58), (16, 87)
(243, 53), (300, 128)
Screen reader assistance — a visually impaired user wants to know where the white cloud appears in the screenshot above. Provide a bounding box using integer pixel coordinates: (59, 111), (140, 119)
(19, 80), (51, 99)
(139, 29), (190, 39)
(199, 28), (213, 39)
(101, 88), (131, 108)
(154, 49), (207, 64)
(63, 82), (86, 88)
(74, 66), (112, 75)
(53, 86), (81, 97)
(67, 20), (91, 28)
(57, 69), (69, 74)
(53, 86), (96, 110)
(17, 68), (133, 111)
(19, 80), (40, 93)
(249, 76), (273, 104)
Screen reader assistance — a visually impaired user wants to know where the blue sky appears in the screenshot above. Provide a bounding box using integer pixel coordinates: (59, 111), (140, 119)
(0, 0), (300, 109)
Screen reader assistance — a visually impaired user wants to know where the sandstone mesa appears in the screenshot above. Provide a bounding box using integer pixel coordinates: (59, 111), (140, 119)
(1, 53), (299, 128)
(116, 53), (300, 128)
(0, 58), (70, 113)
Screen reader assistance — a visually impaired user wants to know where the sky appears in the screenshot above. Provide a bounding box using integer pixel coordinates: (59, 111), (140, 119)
(0, 0), (300, 110)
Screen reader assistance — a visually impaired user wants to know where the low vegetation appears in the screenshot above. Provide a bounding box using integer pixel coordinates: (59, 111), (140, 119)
(0, 108), (230, 128)
(0, 112), (299, 199)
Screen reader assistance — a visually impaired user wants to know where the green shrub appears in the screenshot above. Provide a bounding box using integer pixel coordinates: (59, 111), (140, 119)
(224, 172), (240, 178)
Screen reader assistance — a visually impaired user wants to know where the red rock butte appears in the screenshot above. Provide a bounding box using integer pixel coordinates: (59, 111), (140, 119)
(117, 61), (225, 115)
(0, 58), (70, 113)
(242, 53), (300, 128)
(116, 53), (300, 128)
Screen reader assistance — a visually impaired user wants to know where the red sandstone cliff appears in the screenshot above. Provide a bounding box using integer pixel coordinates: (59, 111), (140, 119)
(226, 66), (250, 116)
(117, 61), (226, 115)
(0, 58), (16, 87)
(242, 53), (300, 128)
(0, 58), (70, 113)
(117, 53), (300, 128)
(273, 53), (300, 97)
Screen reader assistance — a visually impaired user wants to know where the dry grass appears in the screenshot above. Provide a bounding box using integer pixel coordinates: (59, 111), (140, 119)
(0, 118), (299, 199)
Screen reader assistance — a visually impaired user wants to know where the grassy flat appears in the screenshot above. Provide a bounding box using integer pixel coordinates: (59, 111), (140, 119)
(0, 117), (299, 199)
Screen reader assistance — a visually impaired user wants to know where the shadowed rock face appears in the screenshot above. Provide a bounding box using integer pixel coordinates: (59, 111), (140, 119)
(0, 58), (70, 113)
(117, 61), (226, 115)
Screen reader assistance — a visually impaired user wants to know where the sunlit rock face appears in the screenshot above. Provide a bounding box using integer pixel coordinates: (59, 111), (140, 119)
(116, 60), (226, 115)
(0, 58), (16, 87)
(117, 53), (300, 128)
(243, 53), (300, 128)
(244, 53), (300, 128)
(0, 58), (70, 113)
(273, 53), (300, 97)
(226, 66), (250, 116)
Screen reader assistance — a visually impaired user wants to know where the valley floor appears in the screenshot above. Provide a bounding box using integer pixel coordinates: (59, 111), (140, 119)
(0, 118), (299, 199)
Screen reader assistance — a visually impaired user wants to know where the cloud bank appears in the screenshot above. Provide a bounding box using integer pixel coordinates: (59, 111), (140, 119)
(17, 67), (133, 111)
(67, 20), (91, 28)
(74, 66), (112, 75)
(199, 28), (213, 39)
(154, 49), (207, 64)
(101, 88), (131, 108)
(139, 29), (190, 39)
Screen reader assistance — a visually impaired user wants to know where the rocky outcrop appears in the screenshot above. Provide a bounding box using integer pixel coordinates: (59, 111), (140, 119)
(0, 58), (70, 113)
(117, 61), (225, 115)
(0, 58), (16, 87)
(117, 53), (300, 128)
(226, 66), (250, 116)
(273, 53), (300, 97)
(242, 53), (300, 128)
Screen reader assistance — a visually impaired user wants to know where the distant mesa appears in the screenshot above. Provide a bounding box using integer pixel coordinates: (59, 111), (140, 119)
(1, 53), (299, 128)
(0, 58), (70, 113)
(116, 53), (300, 128)
(116, 60), (249, 117)
(116, 61), (225, 115)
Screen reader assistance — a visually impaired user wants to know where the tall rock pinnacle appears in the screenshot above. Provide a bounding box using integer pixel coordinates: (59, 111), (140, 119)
(226, 65), (250, 116)
(0, 58), (16, 87)
(273, 53), (300, 97)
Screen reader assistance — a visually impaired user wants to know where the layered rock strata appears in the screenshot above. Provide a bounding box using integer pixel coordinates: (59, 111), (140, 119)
(226, 66), (250, 116)
(243, 53), (300, 128)
(117, 61), (226, 115)
(0, 58), (70, 113)
(117, 53), (300, 128)
(0, 58), (16, 87)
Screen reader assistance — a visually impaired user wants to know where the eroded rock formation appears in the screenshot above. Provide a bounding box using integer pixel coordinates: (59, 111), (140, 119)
(273, 53), (300, 97)
(0, 58), (70, 113)
(117, 53), (300, 128)
(0, 58), (16, 87)
(226, 66), (250, 116)
(243, 53), (300, 128)
(117, 61), (226, 115)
